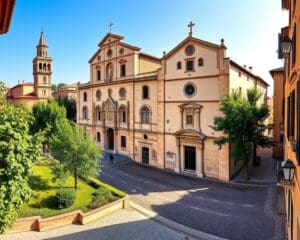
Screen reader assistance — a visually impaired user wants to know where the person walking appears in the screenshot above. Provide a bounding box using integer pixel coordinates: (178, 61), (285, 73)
(109, 154), (114, 164)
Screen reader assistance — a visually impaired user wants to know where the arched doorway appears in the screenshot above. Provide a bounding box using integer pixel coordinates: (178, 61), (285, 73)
(107, 128), (114, 150)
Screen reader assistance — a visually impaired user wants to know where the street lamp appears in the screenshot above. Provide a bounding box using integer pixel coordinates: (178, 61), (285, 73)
(280, 35), (292, 57)
(281, 159), (296, 182)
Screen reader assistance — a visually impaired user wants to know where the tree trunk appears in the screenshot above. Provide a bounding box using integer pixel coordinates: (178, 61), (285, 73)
(252, 143), (257, 166)
(245, 163), (250, 180)
(74, 167), (78, 190)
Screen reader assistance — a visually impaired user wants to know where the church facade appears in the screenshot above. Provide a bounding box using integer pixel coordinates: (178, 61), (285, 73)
(77, 24), (268, 181)
(7, 31), (52, 107)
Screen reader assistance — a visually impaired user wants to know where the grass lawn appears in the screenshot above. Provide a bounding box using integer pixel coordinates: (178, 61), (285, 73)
(19, 165), (96, 218)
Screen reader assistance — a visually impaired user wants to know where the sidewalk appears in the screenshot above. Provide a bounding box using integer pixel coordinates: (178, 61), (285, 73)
(231, 147), (278, 186)
(0, 209), (196, 240)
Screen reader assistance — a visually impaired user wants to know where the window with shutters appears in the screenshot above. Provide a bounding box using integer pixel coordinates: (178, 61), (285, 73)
(291, 90), (295, 138)
(297, 80), (300, 162)
(288, 95), (291, 139)
(292, 24), (296, 67)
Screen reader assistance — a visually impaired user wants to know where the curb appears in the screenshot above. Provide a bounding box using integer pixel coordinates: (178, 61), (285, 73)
(130, 201), (229, 240)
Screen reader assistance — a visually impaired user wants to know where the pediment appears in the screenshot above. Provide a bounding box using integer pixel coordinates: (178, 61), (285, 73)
(178, 102), (202, 109)
(175, 129), (206, 139)
(164, 36), (224, 59)
(98, 33), (124, 47)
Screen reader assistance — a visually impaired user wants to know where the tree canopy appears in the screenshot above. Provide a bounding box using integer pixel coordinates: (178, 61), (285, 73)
(49, 120), (102, 189)
(212, 87), (274, 178)
(30, 100), (67, 143)
(57, 96), (76, 122)
(0, 81), (43, 233)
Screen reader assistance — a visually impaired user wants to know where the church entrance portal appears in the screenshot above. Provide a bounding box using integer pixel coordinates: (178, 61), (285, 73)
(107, 128), (114, 150)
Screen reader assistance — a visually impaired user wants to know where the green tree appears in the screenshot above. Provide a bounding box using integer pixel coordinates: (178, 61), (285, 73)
(30, 100), (67, 144)
(212, 87), (274, 179)
(49, 120), (102, 189)
(57, 83), (67, 89)
(57, 96), (76, 122)
(0, 85), (43, 233)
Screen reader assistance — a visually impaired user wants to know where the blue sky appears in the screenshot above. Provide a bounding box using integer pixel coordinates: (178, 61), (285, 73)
(0, 0), (287, 95)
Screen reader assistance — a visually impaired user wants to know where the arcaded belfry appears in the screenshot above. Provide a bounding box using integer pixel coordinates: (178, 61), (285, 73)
(7, 31), (53, 107)
(77, 22), (268, 181)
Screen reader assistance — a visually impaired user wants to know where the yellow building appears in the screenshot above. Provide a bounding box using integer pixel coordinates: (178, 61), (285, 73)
(7, 31), (52, 107)
(77, 23), (268, 181)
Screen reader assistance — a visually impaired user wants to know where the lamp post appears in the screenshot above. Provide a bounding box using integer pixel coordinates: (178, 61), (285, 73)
(281, 159), (296, 182)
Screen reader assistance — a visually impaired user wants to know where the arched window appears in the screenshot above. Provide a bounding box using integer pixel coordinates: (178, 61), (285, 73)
(39, 63), (42, 70)
(43, 63), (47, 71)
(119, 106), (127, 123)
(177, 61), (182, 69)
(42, 90), (46, 96)
(83, 92), (87, 102)
(95, 106), (101, 121)
(106, 62), (114, 82)
(119, 87), (126, 99)
(82, 106), (88, 119)
(141, 106), (150, 123)
(96, 132), (101, 142)
(198, 58), (204, 66)
(43, 77), (47, 84)
(96, 90), (101, 100)
(47, 64), (51, 71)
(142, 86), (149, 99)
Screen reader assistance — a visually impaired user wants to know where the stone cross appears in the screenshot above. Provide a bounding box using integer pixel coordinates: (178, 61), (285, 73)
(188, 21), (195, 36)
(109, 21), (113, 33)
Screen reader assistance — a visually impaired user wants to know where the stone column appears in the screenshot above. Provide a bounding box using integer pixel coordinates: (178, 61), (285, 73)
(175, 138), (180, 173)
(197, 142), (204, 178)
(114, 129), (118, 154)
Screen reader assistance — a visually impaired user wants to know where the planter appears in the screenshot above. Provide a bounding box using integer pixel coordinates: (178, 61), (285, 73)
(6, 196), (129, 233)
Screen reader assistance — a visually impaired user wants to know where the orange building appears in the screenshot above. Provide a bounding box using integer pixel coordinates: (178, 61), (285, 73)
(270, 67), (284, 158)
(7, 31), (53, 107)
(278, 0), (300, 240)
(0, 0), (15, 34)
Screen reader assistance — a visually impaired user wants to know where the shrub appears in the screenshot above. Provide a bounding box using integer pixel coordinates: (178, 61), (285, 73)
(87, 195), (107, 209)
(87, 187), (117, 210)
(87, 177), (126, 197)
(93, 187), (116, 202)
(54, 188), (76, 209)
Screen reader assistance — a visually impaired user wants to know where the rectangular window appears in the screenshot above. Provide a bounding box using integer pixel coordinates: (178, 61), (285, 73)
(186, 60), (194, 71)
(282, 98), (285, 119)
(121, 136), (126, 148)
(291, 90), (295, 138)
(97, 70), (101, 81)
(297, 80), (300, 162)
(186, 115), (193, 125)
(292, 24), (297, 67)
(120, 64), (126, 77)
(288, 95), (291, 138)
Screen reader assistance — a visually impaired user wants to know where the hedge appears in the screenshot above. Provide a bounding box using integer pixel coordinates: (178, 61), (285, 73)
(87, 177), (126, 198)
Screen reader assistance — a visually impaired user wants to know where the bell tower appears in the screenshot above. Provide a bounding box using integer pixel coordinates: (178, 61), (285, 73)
(33, 31), (52, 98)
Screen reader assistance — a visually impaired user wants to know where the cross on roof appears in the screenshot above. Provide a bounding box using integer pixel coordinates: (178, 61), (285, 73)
(187, 21), (195, 36)
(109, 21), (113, 33)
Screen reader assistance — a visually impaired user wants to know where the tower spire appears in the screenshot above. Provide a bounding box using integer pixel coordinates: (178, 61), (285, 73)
(38, 31), (47, 46)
